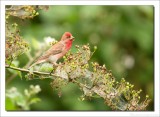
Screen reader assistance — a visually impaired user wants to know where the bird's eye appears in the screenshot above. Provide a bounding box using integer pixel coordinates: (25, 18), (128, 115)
(67, 36), (70, 38)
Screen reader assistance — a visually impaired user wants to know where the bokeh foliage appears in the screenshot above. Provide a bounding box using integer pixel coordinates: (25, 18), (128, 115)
(5, 5), (154, 111)
(6, 85), (41, 110)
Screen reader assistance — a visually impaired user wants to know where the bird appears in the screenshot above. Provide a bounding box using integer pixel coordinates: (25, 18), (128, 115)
(29, 32), (74, 69)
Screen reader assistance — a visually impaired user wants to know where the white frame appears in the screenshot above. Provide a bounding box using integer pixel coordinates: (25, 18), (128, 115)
(0, 0), (159, 117)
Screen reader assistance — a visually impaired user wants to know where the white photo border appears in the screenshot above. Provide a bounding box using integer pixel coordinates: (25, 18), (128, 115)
(0, 0), (159, 117)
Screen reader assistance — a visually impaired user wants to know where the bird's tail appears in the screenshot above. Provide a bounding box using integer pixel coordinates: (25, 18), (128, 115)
(28, 62), (37, 69)
(28, 59), (46, 69)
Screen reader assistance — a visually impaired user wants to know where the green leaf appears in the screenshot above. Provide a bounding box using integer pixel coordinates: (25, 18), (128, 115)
(5, 97), (17, 110)
(29, 97), (41, 105)
(39, 63), (53, 72)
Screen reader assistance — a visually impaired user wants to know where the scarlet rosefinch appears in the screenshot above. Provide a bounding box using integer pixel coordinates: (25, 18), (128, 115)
(29, 32), (74, 69)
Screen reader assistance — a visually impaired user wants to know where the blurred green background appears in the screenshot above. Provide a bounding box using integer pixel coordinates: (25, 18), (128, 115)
(6, 5), (154, 111)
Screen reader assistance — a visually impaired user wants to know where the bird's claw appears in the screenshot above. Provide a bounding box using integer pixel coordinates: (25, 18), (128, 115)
(50, 69), (54, 75)
(49, 62), (64, 76)
(52, 62), (64, 67)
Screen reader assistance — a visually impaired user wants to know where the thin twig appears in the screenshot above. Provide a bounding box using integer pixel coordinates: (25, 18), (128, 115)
(6, 64), (92, 88)
(5, 64), (60, 77)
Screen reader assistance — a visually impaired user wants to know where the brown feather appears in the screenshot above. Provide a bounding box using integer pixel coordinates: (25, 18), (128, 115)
(36, 41), (64, 62)
(29, 32), (74, 69)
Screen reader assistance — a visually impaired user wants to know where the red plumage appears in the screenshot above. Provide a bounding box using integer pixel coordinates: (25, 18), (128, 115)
(29, 32), (74, 68)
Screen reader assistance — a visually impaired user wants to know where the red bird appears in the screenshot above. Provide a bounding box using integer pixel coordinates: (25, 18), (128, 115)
(29, 32), (74, 69)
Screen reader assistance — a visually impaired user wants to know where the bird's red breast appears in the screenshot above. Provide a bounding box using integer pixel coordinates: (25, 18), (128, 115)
(65, 39), (73, 51)
(30, 32), (74, 67)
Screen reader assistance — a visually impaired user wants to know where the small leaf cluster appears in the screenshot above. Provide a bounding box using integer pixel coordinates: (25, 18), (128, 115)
(5, 22), (29, 60)
(6, 5), (39, 19)
(6, 85), (41, 110)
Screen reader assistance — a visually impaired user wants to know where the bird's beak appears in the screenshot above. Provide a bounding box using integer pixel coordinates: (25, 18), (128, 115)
(70, 36), (75, 41)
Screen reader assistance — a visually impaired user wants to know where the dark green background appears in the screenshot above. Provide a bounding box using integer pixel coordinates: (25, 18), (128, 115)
(6, 5), (154, 111)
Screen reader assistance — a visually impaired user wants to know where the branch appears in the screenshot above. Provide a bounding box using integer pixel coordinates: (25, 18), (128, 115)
(5, 64), (60, 78)
(5, 45), (151, 111)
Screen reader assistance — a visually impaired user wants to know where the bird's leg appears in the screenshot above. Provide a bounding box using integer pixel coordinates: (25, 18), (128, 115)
(49, 62), (64, 75)
(52, 62), (59, 66)
(57, 62), (64, 67)
(50, 69), (54, 75)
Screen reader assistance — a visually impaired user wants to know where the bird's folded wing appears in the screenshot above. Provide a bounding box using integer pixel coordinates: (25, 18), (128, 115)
(36, 42), (64, 61)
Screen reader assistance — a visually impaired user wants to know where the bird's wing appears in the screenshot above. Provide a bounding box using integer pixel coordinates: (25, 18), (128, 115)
(36, 42), (64, 61)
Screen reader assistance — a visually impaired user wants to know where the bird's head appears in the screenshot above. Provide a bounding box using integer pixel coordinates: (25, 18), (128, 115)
(61, 32), (75, 41)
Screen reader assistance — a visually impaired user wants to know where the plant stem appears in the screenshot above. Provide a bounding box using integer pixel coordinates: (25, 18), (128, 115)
(5, 64), (59, 77)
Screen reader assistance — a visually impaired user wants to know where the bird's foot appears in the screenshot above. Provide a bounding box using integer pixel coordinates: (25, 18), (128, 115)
(49, 62), (64, 76)
(49, 63), (59, 75)
(52, 62), (64, 67)
(49, 69), (54, 75)
(52, 62), (58, 67)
